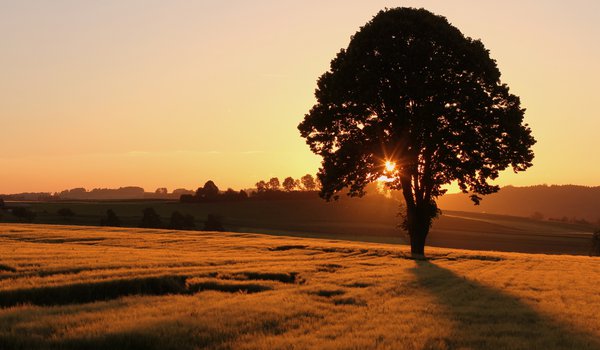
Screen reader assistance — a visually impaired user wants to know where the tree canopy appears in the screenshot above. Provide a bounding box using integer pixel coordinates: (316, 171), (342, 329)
(298, 8), (535, 255)
(282, 177), (297, 191)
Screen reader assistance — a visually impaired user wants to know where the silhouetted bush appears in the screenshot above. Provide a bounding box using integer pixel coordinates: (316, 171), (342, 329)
(12, 207), (36, 222)
(139, 208), (162, 228)
(222, 188), (237, 201)
(591, 230), (600, 256)
(196, 180), (220, 201)
(203, 214), (224, 231)
(169, 211), (195, 230)
(57, 208), (75, 220)
(100, 209), (121, 227)
(179, 194), (195, 203)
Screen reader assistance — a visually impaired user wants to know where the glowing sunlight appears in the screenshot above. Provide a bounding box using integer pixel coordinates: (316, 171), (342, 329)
(384, 160), (396, 173)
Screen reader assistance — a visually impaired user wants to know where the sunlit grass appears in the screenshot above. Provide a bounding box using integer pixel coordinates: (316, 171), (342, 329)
(0, 223), (599, 349)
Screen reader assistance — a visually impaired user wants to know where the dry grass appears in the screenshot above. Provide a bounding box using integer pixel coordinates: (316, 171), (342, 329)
(0, 223), (599, 349)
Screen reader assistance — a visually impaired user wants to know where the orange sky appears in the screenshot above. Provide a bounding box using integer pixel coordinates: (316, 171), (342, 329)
(1, 1), (599, 193)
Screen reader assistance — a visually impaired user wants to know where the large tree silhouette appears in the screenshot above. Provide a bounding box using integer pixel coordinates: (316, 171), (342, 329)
(298, 8), (535, 255)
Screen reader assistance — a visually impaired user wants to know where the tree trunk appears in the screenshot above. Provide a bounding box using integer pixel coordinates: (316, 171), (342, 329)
(406, 205), (431, 257)
(408, 224), (428, 257)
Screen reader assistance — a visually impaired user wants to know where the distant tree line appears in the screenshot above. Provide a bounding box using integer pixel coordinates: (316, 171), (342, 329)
(179, 175), (320, 203)
(137, 208), (224, 231)
(0, 187), (197, 201)
(58, 186), (146, 200)
(180, 181), (248, 203)
(254, 174), (319, 193)
(100, 207), (224, 231)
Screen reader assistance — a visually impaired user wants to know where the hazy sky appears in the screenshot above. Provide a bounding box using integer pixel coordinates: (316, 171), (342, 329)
(1, 0), (599, 193)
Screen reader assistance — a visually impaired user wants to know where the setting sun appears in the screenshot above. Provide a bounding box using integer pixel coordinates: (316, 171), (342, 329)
(384, 160), (396, 173)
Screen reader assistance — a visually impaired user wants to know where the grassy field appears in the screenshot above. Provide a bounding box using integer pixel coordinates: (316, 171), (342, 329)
(2, 198), (595, 255)
(1, 224), (600, 349)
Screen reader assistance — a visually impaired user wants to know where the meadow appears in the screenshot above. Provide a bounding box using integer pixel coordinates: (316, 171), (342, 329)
(1, 223), (599, 349)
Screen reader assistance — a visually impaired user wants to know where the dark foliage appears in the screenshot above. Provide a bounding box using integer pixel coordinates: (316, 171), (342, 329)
(222, 188), (238, 201)
(57, 208), (75, 219)
(196, 180), (220, 201)
(203, 214), (224, 231)
(169, 211), (195, 230)
(59, 186), (145, 200)
(267, 177), (281, 191)
(301, 174), (317, 191)
(179, 194), (196, 203)
(139, 208), (163, 228)
(181, 181), (248, 203)
(591, 230), (600, 257)
(255, 180), (268, 193)
(155, 187), (168, 195)
(11, 207), (36, 222)
(298, 8), (535, 255)
(282, 177), (297, 191)
(250, 190), (320, 201)
(100, 209), (121, 227)
(0, 198), (4, 208)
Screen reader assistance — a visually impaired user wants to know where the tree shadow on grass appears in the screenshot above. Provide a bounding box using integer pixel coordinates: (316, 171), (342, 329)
(410, 260), (600, 350)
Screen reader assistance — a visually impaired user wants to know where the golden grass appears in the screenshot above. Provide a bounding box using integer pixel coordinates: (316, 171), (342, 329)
(0, 223), (599, 349)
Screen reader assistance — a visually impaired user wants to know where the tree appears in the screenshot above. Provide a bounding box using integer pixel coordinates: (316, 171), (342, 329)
(300, 174), (317, 191)
(267, 177), (280, 191)
(203, 214), (224, 231)
(196, 180), (220, 201)
(222, 188), (238, 201)
(298, 8), (535, 256)
(155, 187), (168, 195)
(12, 207), (36, 222)
(57, 208), (75, 220)
(179, 194), (195, 203)
(100, 209), (121, 227)
(140, 207), (162, 228)
(169, 211), (195, 230)
(591, 230), (600, 257)
(282, 177), (297, 192)
(255, 180), (267, 193)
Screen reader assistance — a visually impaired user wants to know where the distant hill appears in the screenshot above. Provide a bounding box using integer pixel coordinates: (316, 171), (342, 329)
(438, 185), (600, 224)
